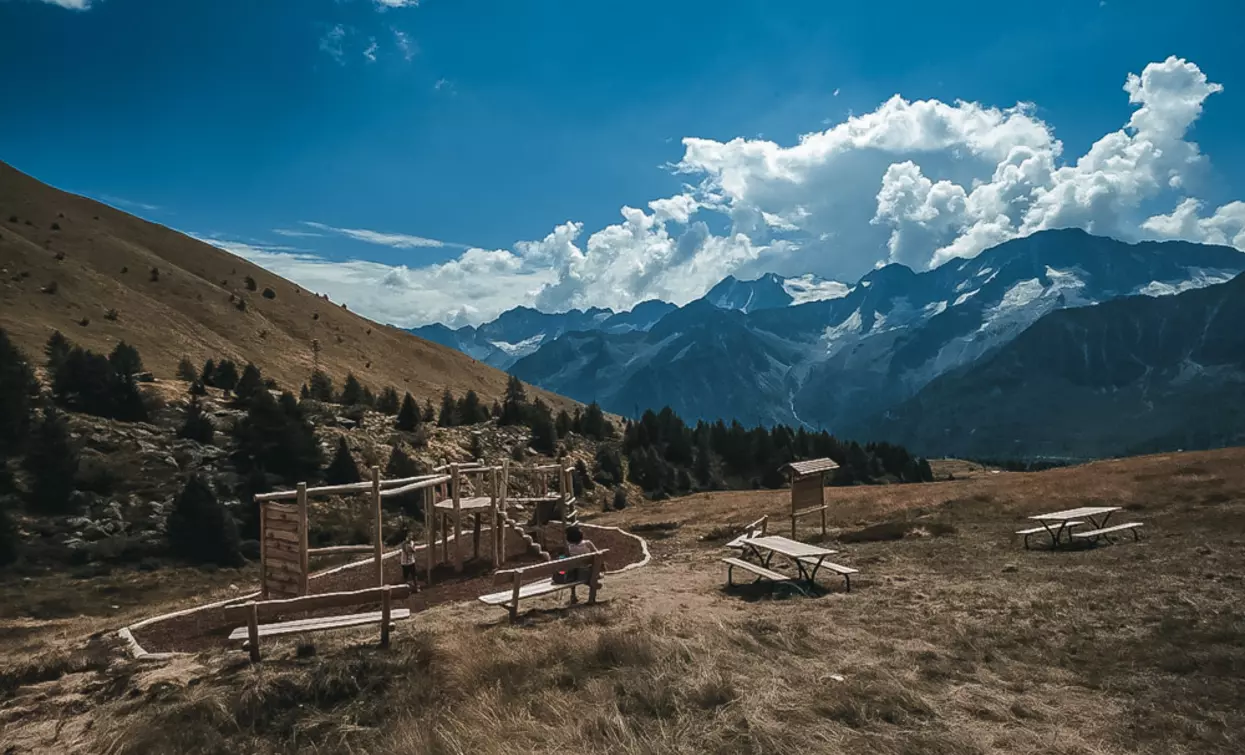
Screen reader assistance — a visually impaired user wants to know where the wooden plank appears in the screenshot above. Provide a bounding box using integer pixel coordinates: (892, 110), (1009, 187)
(247, 603), (261, 662)
(792, 505), (829, 519)
(229, 609), (412, 641)
(380, 589), (392, 649)
(308, 545), (375, 556)
(224, 585), (412, 624)
(722, 557), (792, 582)
(378, 475), (452, 498)
(480, 577), (576, 605)
(1071, 522), (1143, 539)
(492, 550), (609, 586)
(265, 528), (300, 544)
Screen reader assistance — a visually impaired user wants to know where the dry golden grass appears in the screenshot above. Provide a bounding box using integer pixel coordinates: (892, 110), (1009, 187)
(0, 160), (574, 409)
(3, 448), (1244, 753)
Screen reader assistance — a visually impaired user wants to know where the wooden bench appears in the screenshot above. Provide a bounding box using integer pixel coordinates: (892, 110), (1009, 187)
(722, 557), (792, 586)
(725, 516), (769, 550)
(1015, 521), (1084, 549)
(1070, 522), (1143, 543)
(796, 557), (859, 592)
(223, 584), (411, 662)
(479, 549), (608, 622)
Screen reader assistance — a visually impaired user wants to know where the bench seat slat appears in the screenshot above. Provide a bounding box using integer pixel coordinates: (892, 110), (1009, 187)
(478, 577), (590, 606)
(228, 609), (411, 641)
(795, 556), (858, 575)
(721, 557), (791, 582)
(1070, 522), (1143, 539)
(1015, 521), (1085, 535)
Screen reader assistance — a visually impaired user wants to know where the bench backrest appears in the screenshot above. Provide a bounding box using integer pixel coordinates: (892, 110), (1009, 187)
(223, 584), (412, 625)
(746, 516), (768, 537)
(493, 549), (608, 588)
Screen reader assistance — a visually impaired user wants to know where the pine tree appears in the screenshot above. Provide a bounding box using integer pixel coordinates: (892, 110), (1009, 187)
(580, 402), (614, 439)
(385, 444), (424, 518)
(0, 329), (38, 457)
(457, 389), (484, 425)
(214, 360), (240, 392)
(377, 387), (401, 415)
(324, 436), (360, 485)
(555, 409), (572, 438)
(339, 372), (366, 406)
(396, 392), (420, 431)
(438, 389), (457, 427)
(361, 385), (376, 407)
(23, 408), (80, 514)
(299, 383), (310, 400)
(500, 374), (528, 425)
(189, 379), (207, 396)
(176, 356), (199, 382)
(491, 400), (502, 419)
(233, 363), (263, 402)
(166, 475), (242, 567)
(308, 370), (334, 402)
(593, 445), (623, 487)
(422, 399), (436, 423)
(233, 390), (321, 482)
(0, 496), (18, 566)
(178, 397), (215, 443)
(201, 359), (217, 387)
(108, 341), (143, 378)
(530, 410), (557, 455)
(45, 331), (71, 376)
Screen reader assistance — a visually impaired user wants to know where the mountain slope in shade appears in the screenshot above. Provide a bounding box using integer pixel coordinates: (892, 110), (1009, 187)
(0, 161), (575, 409)
(511, 229), (1245, 427)
(859, 271), (1245, 459)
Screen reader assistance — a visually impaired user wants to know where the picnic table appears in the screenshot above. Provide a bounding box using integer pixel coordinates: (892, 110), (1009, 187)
(741, 535), (837, 582)
(1020, 506), (1130, 549)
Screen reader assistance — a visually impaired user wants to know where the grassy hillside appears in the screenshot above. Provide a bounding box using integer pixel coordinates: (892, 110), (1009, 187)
(2, 447), (1243, 753)
(0, 161), (571, 409)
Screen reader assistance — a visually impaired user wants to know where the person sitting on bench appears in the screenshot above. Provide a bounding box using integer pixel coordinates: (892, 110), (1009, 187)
(563, 526), (598, 604)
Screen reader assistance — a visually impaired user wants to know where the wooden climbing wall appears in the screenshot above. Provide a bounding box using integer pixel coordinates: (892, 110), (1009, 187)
(261, 500), (308, 598)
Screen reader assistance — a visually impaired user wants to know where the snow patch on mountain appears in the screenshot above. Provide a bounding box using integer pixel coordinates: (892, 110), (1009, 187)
(783, 275), (851, 305)
(489, 334), (546, 357)
(1135, 268), (1239, 297)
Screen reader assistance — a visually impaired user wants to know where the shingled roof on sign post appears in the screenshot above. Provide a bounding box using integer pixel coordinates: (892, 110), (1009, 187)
(780, 458), (840, 478)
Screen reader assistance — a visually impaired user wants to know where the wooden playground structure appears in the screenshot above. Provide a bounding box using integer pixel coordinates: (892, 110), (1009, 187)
(223, 458), (582, 660)
(251, 459), (581, 600)
(780, 458), (838, 539)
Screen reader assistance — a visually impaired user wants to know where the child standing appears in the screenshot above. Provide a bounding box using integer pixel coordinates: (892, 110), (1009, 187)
(399, 533), (419, 590)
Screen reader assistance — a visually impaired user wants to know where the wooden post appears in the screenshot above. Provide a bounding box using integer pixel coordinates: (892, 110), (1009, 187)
(297, 482), (309, 596)
(441, 509), (449, 564)
(247, 602), (261, 663)
(819, 472), (827, 538)
(380, 587), (392, 649)
(451, 463), (463, 573)
(258, 498), (268, 599)
(509, 573), (521, 623)
(473, 513), (481, 559)
(790, 473), (797, 539)
(424, 486), (435, 582)
(371, 466), (383, 586)
(490, 466), (500, 566)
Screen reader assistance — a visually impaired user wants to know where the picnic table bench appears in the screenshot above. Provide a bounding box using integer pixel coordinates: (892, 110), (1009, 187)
(1021, 507), (1142, 549)
(223, 584), (411, 662)
(479, 549), (608, 622)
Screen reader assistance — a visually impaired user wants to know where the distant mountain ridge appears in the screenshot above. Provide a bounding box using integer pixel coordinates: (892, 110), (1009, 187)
(859, 269), (1245, 459)
(506, 229), (1245, 432)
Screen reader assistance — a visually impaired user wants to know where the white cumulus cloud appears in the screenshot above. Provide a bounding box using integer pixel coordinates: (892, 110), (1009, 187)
(37, 0), (92, 9)
(231, 56), (1240, 327)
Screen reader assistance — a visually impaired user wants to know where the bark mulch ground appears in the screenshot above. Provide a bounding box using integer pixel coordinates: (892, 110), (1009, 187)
(131, 524), (645, 653)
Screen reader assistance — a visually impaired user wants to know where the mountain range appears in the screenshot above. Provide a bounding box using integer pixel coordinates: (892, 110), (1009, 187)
(412, 229), (1245, 457)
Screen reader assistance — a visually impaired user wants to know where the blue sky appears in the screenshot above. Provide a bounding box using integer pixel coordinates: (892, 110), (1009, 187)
(2, 0), (1243, 326)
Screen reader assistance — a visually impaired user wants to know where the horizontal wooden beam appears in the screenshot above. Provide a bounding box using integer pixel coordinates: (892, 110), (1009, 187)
(223, 584), (412, 624)
(379, 475), (452, 498)
(792, 505), (829, 519)
(308, 545), (375, 556)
